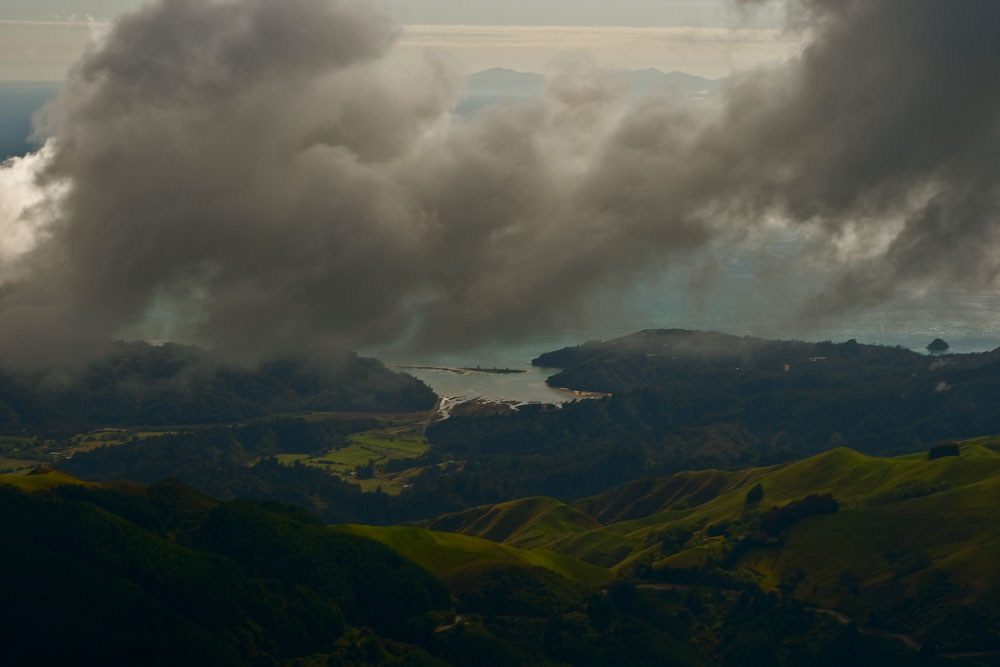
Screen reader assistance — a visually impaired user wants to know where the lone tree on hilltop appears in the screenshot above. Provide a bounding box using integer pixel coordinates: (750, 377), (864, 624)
(927, 338), (950, 354)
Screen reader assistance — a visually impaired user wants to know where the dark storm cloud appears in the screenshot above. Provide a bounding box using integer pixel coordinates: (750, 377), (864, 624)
(0, 0), (997, 366)
(576, 0), (1000, 329)
(725, 0), (1000, 321)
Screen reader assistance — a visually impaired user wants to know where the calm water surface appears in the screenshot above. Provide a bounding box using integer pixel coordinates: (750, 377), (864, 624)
(398, 364), (579, 405)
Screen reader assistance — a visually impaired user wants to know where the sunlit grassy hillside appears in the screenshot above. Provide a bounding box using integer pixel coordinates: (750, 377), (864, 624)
(336, 523), (612, 589)
(422, 437), (1000, 637)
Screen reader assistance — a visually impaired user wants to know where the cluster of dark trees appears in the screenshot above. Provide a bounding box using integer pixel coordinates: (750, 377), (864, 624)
(420, 402), (756, 509)
(758, 493), (839, 538)
(928, 443), (960, 460)
(0, 341), (435, 435)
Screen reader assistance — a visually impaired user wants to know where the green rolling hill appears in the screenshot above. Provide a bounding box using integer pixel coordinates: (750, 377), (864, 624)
(415, 495), (601, 548)
(6, 451), (990, 661)
(337, 523), (612, 589)
(420, 438), (1000, 651)
(0, 465), (95, 492)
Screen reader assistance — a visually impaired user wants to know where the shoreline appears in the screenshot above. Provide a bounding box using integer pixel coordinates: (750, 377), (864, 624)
(388, 364), (527, 375)
(546, 385), (612, 399)
(394, 361), (610, 412)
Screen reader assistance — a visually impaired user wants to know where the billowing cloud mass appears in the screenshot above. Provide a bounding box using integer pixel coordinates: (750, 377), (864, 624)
(0, 0), (998, 367)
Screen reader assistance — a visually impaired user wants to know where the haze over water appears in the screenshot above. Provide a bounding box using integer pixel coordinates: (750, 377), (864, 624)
(383, 300), (1000, 405)
(379, 236), (1000, 403)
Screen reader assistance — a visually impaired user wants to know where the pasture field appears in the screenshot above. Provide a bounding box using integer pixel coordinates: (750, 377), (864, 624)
(336, 524), (613, 589)
(1, 427), (182, 469)
(276, 420), (431, 495)
(0, 435), (51, 469)
(0, 456), (39, 473)
(2, 410), (436, 495)
(65, 428), (176, 455)
(0, 469), (94, 491)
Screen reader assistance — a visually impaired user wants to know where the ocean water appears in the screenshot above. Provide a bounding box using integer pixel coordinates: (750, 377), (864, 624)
(396, 365), (582, 406)
(0, 81), (60, 160)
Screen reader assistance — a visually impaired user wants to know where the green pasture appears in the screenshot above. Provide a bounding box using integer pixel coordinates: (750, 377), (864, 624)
(336, 524), (613, 589)
(0, 469), (93, 492)
(419, 439), (1000, 607)
(0, 456), (38, 473)
(275, 426), (430, 495)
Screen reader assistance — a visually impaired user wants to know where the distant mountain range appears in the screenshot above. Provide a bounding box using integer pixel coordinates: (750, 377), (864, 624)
(622, 68), (722, 96)
(466, 66), (720, 97)
(464, 67), (546, 96)
(457, 67), (721, 115)
(0, 70), (716, 158)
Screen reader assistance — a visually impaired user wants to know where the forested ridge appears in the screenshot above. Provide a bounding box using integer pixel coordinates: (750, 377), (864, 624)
(0, 341), (435, 434)
(534, 330), (1000, 454)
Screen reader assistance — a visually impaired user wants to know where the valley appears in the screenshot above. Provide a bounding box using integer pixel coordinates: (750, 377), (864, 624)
(2, 329), (1000, 664)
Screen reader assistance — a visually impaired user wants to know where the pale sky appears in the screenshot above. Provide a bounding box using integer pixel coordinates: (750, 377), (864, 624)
(0, 0), (796, 80)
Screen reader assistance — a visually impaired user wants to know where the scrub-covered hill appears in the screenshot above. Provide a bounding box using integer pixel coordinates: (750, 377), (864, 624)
(0, 474), (450, 665)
